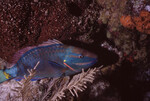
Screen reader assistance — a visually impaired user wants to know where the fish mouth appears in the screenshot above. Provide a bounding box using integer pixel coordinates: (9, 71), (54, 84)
(74, 59), (97, 66)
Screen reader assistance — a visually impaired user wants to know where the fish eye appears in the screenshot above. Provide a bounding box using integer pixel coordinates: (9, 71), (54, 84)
(79, 55), (84, 58)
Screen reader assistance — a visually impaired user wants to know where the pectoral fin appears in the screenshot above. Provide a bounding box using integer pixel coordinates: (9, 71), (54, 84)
(48, 61), (65, 69)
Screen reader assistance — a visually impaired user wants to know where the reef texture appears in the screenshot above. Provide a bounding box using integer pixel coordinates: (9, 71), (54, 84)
(97, 0), (127, 32)
(120, 10), (150, 34)
(0, 0), (150, 101)
(0, 62), (103, 101)
(0, 0), (100, 62)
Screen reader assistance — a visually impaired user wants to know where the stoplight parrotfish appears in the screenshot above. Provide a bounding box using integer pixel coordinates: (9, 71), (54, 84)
(0, 39), (97, 83)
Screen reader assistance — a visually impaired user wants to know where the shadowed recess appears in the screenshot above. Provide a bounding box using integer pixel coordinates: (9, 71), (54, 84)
(106, 60), (149, 101)
(66, 2), (82, 17)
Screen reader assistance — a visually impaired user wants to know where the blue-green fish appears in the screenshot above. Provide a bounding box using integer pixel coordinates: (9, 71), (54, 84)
(0, 39), (97, 83)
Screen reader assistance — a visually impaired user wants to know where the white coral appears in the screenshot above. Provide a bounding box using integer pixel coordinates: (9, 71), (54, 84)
(51, 66), (102, 101)
(0, 61), (103, 101)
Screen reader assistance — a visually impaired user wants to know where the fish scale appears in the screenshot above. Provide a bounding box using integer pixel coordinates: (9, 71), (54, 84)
(0, 39), (97, 83)
(19, 44), (64, 73)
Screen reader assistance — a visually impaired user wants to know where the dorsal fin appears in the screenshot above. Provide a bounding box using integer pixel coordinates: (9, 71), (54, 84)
(12, 39), (63, 64)
(12, 46), (35, 63)
(38, 39), (63, 47)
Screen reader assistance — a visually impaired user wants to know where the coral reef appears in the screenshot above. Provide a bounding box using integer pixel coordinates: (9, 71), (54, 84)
(145, 5), (150, 12)
(0, 63), (103, 101)
(97, 0), (127, 32)
(120, 15), (135, 29)
(0, 58), (7, 69)
(12, 61), (40, 101)
(0, 0), (150, 101)
(130, 0), (147, 15)
(0, 0), (101, 62)
(95, 0), (150, 101)
(120, 10), (150, 34)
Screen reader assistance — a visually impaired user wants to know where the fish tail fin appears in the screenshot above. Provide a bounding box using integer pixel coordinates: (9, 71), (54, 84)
(0, 65), (18, 83)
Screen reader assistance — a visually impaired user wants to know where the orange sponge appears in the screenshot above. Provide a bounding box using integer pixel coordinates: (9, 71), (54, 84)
(120, 10), (150, 34)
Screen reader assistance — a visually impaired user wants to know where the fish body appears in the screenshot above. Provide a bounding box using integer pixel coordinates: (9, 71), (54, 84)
(0, 39), (97, 83)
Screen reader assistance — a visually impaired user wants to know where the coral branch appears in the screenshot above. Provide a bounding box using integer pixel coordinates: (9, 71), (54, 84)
(11, 61), (40, 101)
(50, 66), (102, 101)
(1, 63), (103, 101)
